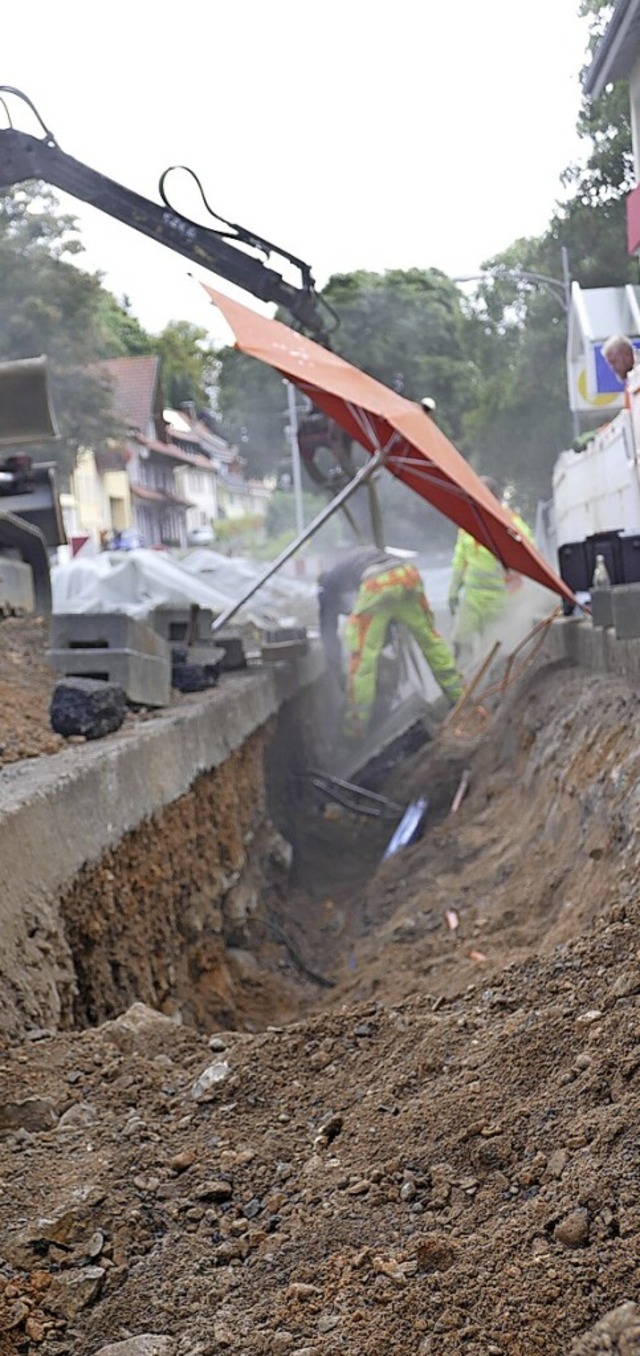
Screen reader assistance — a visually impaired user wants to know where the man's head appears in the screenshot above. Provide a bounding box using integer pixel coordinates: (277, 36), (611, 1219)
(602, 334), (636, 383)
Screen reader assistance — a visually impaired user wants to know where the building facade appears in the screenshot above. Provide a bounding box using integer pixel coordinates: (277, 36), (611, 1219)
(63, 357), (272, 549)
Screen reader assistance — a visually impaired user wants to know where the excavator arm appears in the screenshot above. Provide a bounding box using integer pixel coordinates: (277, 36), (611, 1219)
(0, 88), (336, 346)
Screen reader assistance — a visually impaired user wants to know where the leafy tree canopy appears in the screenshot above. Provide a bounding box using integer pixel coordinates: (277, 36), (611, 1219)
(0, 187), (221, 482)
(95, 291), (155, 358)
(458, 0), (635, 509)
(0, 185), (124, 476)
(214, 346), (292, 478)
(154, 320), (218, 410)
(321, 268), (478, 448)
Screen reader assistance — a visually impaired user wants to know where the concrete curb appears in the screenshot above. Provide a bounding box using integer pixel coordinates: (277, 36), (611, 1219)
(545, 615), (640, 684)
(0, 649), (324, 1037)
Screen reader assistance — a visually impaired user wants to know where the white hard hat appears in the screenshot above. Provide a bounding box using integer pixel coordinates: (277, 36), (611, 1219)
(420, 396), (437, 413)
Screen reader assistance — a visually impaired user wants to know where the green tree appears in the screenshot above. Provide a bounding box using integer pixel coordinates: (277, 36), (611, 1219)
(95, 291), (154, 358)
(322, 268), (478, 447)
(460, 0), (634, 508)
(154, 320), (217, 409)
(0, 185), (128, 479)
(215, 345), (291, 477)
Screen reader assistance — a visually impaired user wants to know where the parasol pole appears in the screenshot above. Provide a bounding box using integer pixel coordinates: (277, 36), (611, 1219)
(366, 475), (386, 549)
(211, 447), (388, 633)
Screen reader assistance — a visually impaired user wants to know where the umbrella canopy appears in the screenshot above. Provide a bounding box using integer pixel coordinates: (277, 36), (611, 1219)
(205, 286), (576, 606)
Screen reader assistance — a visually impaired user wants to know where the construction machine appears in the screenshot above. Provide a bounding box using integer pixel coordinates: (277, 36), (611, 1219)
(0, 355), (65, 615)
(0, 90), (428, 771)
(0, 89), (383, 539)
(0, 89), (354, 510)
(0, 88), (337, 349)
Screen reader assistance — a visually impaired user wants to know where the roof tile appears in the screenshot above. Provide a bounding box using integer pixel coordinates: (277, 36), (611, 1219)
(101, 356), (161, 432)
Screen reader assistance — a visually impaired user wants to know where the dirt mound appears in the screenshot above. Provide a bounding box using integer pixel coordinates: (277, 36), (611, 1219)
(570, 1303), (640, 1354)
(0, 617), (63, 764)
(2, 654), (640, 1354)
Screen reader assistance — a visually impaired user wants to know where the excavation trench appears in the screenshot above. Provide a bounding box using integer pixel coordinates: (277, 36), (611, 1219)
(5, 617), (640, 1046)
(5, 627), (640, 1356)
(55, 690), (475, 1040)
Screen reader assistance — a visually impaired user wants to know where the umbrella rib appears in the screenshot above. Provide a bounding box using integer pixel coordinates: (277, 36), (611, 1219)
(345, 401), (402, 455)
(464, 500), (509, 566)
(385, 450), (520, 566)
(388, 451), (523, 539)
(347, 402), (378, 446)
(286, 380), (526, 566)
(295, 377), (402, 457)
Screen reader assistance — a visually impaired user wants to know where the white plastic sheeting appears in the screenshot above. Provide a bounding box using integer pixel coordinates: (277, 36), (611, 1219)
(51, 548), (319, 631)
(180, 549), (319, 627)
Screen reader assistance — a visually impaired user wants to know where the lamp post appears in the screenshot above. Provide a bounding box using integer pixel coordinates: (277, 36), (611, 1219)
(454, 248), (571, 314)
(454, 248), (580, 438)
(284, 379), (305, 536)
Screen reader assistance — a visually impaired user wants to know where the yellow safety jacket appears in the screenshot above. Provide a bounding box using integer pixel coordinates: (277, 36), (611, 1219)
(449, 512), (534, 616)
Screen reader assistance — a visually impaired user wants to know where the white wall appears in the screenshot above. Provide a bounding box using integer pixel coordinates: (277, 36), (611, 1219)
(553, 410), (640, 545)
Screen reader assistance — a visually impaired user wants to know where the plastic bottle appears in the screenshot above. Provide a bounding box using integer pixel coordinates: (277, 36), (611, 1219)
(591, 553), (611, 588)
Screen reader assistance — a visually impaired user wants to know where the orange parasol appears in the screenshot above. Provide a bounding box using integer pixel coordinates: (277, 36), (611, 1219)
(205, 286), (576, 606)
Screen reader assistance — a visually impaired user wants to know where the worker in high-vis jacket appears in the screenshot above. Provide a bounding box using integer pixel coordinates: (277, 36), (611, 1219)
(448, 477), (534, 660)
(318, 545), (463, 739)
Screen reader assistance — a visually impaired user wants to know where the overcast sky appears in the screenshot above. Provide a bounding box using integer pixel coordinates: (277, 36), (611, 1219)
(6, 0), (591, 346)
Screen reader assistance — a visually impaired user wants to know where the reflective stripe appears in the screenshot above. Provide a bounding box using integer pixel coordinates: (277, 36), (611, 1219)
(360, 563), (423, 595)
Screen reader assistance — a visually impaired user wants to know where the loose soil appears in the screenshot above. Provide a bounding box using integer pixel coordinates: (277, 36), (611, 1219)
(1, 631), (640, 1354)
(0, 618), (63, 764)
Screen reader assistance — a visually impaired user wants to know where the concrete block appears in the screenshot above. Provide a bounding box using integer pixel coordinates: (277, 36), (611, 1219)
(612, 583), (640, 640)
(171, 663), (217, 693)
(48, 649), (171, 707)
(50, 613), (169, 658)
(50, 678), (127, 739)
(172, 644), (225, 672)
(212, 632), (247, 671)
(590, 588), (613, 629)
(150, 606), (214, 646)
(260, 626), (309, 663)
(171, 643), (224, 692)
(47, 614), (171, 707)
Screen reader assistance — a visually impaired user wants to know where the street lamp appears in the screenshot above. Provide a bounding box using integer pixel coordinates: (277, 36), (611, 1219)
(284, 379), (305, 536)
(454, 246), (579, 437)
(454, 246), (571, 313)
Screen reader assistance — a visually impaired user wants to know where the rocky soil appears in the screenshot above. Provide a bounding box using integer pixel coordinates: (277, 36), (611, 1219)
(0, 617), (64, 765)
(1, 634), (640, 1354)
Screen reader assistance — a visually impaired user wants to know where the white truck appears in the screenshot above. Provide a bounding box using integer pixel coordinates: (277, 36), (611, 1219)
(539, 367), (640, 609)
